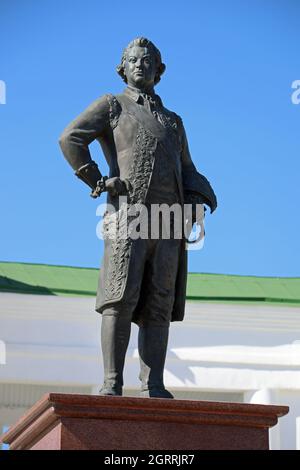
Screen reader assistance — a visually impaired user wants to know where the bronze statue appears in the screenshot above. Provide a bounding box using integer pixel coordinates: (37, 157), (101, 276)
(59, 37), (217, 398)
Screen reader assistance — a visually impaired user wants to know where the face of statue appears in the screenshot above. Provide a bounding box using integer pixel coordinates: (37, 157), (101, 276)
(124, 46), (157, 91)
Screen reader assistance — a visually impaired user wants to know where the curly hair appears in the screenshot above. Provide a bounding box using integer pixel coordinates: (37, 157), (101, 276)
(116, 37), (166, 85)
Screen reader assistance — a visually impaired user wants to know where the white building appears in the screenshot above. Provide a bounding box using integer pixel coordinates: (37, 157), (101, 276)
(0, 261), (300, 450)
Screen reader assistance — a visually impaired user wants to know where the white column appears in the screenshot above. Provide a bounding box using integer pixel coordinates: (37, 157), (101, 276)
(296, 417), (300, 450)
(248, 388), (281, 450)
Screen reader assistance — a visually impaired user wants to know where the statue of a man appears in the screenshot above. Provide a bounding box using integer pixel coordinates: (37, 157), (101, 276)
(59, 37), (217, 398)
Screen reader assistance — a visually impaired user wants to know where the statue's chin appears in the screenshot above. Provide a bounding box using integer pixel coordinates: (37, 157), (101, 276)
(132, 76), (145, 86)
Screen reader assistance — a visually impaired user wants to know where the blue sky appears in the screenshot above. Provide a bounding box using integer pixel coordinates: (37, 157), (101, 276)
(1, 0), (299, 276)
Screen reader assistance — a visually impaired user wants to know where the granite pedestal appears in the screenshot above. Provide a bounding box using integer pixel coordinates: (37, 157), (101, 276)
(0, 393), (289, 450)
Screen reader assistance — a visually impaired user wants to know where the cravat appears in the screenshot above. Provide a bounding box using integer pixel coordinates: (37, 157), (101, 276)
(141, 93), (164, 125)
(141, 93), (156, 112)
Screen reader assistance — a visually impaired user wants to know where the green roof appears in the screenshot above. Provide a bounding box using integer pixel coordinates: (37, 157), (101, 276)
(0, 261), (300, 306)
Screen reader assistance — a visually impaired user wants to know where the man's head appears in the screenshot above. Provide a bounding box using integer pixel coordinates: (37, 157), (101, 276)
(117, 37), (166, 91)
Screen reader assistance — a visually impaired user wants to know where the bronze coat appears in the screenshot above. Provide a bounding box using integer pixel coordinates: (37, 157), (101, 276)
(59, 88), (217, 322)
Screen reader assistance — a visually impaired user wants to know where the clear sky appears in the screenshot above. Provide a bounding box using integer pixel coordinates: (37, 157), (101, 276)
(1, 0), (299, 276)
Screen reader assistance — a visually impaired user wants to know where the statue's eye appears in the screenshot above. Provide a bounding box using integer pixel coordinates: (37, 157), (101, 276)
(129, 57), (136, 63)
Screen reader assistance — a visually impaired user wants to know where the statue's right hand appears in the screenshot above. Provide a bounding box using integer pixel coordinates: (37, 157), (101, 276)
(105, 177), (128, 197)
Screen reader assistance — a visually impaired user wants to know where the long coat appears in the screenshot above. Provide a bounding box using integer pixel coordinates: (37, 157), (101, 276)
(59, 87), (217, 323)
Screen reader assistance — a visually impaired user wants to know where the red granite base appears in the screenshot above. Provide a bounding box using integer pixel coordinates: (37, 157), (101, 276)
(1, 393), (289, 450)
